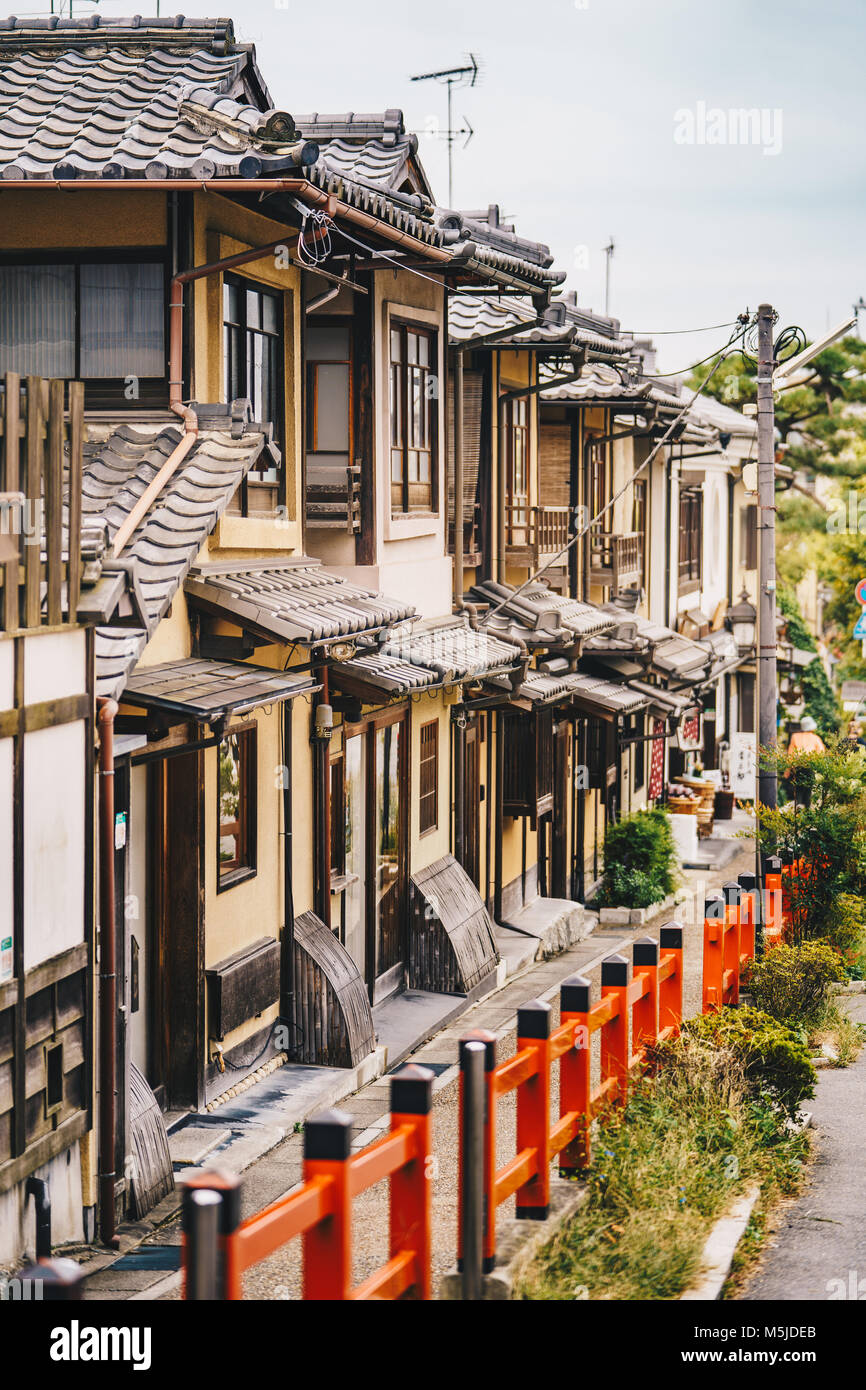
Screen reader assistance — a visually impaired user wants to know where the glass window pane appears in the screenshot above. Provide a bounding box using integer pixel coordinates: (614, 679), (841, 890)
(390, 363), (401, 446)
(391, 448), (403, 482)
(80, 262), (164, 378)
(246, 288), (261, 329)
(417, 450), (430, 483)
(0, 264), (75, 377)
(262, 291), (279, 334)
(223, 281), (240, 324)
(407, 331), (419, 365)
(308, 323), (349, 360)
(219, 736), (242, 872)
(390, 327), (402, 362)
(314, 363), (349, 451)
(418, 333), (430, 367)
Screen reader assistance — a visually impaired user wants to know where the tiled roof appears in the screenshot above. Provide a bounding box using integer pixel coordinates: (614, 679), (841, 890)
(564, 673), (649, 716)
(583, 606), (712, 683)
(382, 615), (522, 682)
(331, 649), (437, 695)
(122, 657), (318, 720)
(0, 18), (317, 180)
(515, 669), (576, 704)
(184, 559), (416, 644)
(437, 206), (565, 292)
(470, 580), (617, 648)
(448, 295), (576, 348)
(84, 418), (272, 698)
(294, 109), (429, 196)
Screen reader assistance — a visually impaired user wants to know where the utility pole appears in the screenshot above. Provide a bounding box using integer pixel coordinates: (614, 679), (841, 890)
(756, 303), (778, 809)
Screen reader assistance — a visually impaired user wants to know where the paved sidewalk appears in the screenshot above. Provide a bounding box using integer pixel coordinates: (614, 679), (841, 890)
(740, 994), (866, 1302)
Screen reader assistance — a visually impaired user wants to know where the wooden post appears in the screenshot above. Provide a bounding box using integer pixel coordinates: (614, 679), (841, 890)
(389, 1065), (433, 1300)
(67, 381), (84, 623)
(458, 1028), (497, 1269)
(302, 1110), (353, 1300)
(631, 937), (658, 1055)
(23, 377), (43, 629)
(723, 881), (742, 1006)
(2, 371), (20, 632)
(658, 922), (684, 1036)
(45, 379), (64, 626)
(181, 1169), (242, 1300)
(600, 954), (629, 1104)
(515, 1000), (551, 1221)
(702, 894), (725, 1013)
(559, 974), (592, 1171)
(738, 871), (756, 965)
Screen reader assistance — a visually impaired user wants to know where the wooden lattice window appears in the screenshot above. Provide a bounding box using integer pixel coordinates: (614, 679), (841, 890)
(419, 720), (439, 834)
(217, 726), (257, 890)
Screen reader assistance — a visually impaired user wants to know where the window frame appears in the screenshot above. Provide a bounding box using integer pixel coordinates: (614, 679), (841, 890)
(0, 247), (169, 408)
(223, 271), (285, 518)
(216, 723), (258, 893)
(632, 477), (648, 587)
(418, 718), (439, 836)
(389, 318), (438, 516)
(306, 315), (353, 457)
(678, 486), (703, 592)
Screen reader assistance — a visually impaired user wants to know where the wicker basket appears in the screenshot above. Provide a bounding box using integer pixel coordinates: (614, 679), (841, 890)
(668, 795), (698, 814)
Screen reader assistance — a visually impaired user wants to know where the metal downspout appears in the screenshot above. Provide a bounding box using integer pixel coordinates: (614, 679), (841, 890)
(97, 697), (120, 1248)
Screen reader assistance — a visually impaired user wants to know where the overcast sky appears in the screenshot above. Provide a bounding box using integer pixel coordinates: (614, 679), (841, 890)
(95, 1), (866, 368)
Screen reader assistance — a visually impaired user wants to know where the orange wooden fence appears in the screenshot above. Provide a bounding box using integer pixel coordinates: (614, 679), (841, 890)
(181, 1063), (433, 1301)
(458, 924), (684, 1273)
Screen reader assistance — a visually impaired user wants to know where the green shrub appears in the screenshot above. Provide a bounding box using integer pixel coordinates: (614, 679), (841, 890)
(597, 808), (678, 909)
(682, 1007), (816, 1117)
(745, 940), (843, 1026)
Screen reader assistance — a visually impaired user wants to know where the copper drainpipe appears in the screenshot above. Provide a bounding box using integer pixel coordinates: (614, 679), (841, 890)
(97, 697), (120, 1248)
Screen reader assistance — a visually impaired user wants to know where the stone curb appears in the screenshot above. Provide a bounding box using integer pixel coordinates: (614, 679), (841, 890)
(680, 1183), (761, 1301)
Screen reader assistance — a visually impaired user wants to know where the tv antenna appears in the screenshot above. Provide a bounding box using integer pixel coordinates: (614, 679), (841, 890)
(410, 54), (480, 207)
(603, 236), (616, 316)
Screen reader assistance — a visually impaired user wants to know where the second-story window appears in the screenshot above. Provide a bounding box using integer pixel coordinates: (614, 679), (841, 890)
(306, 318), (352, 472)
(223, 275), (283, 448)
(0, 255), (165, 407)
(390, 321), (437, 514)
(678, 486), (703, 590)
(632, 477), (647, 586)
(505, 396), (529, 525)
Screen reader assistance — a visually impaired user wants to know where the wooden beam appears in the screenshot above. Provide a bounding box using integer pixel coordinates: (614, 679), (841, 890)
(46, 379), (64, 626)
(23, 378), (43, 629)
(3, 371), (20, 632)
(67, 381), (84, 624)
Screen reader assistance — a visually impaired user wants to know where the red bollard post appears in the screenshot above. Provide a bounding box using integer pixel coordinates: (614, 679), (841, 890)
(659, 922), (684, 1037)
(389, 1064), (434, 1300)
(722, 881), (742, 1006)
(600, 954), (630, 1105)
(702, 894), (725, 1013)
(631, 937), (659, 1057)
(458, 1029), (497, 1271)
(763, 855), (783, 949)
(515, 1000), (552, 1221)
(302, 1109), (354, 1300)
(181, 1168), (242, 1300)
(738, 871), (756, 966)
(559, 974), (592, 1171)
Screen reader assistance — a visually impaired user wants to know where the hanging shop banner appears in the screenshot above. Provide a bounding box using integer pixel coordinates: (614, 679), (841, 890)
(729, 730), (757, 799)
(648, 718), (666, 799)
(677, 712), (702, 751)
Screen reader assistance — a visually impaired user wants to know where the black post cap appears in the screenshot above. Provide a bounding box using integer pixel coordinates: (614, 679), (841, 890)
(601, 953), (629, 987)
(659, 921), (683, 950)
(738, 871), (756, 892)
(459, 1029), (497, 1071)
(180, 1170), (242, 1235)
(517, 999), (552, 1039)
(704, 895), (725, 920)
(723, 881), (741, 905)
(390, 1063), (435, 1116)
(560, 973), (591, 1013)
(632, 936), (658, 967)
(304, 1108), (353, 1162)
(764, 855), (782, 878)
(14, 1259), (84, 1301)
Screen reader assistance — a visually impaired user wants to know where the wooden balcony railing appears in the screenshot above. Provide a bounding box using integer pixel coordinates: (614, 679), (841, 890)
(504, 503), (571, 566)
(305, 459), (361, 533)
(588, 530), (643, 592)
(0, 373), (84, 634)
(448, 501), (482, 566)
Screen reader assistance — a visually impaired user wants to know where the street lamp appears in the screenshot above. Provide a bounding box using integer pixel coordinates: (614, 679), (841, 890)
(728, 590), (757, 654)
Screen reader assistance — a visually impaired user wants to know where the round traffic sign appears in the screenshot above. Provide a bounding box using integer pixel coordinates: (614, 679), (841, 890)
(856, 578), (866, 606)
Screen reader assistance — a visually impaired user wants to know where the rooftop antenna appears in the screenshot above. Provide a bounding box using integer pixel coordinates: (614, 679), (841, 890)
(603, 236), (615, 316)
(410, 54), (480, 208)
(854, 297), (866, 338)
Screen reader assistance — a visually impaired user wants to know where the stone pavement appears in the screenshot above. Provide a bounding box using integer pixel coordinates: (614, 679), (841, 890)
(739, 993), (866, 1303)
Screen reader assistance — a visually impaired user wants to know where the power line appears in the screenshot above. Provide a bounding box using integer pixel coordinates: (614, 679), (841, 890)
(477, 318), (751, 629)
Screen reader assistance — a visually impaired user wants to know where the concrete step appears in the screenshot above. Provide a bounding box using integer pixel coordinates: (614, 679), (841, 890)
(499, 897), (594, 962)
